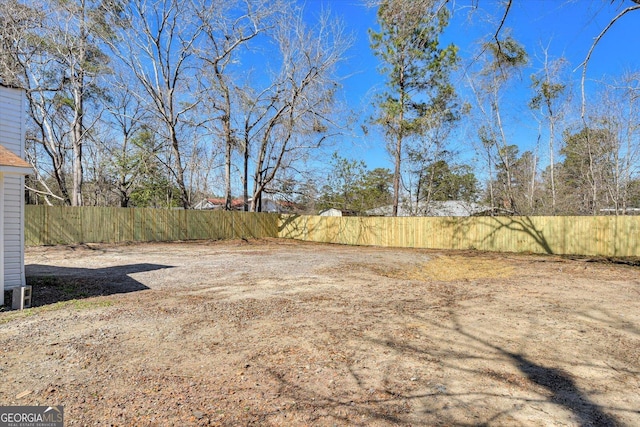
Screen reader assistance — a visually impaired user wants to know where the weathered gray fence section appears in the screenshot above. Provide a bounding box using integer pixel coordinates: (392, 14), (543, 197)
(24, 206), (279, 246)
(278, 214), (640, 257)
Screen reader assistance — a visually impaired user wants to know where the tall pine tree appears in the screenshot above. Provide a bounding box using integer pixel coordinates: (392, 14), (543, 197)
(370, 0), (458, 216)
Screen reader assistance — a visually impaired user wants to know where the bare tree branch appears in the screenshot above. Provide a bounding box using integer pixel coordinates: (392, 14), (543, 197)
(493, 0), (512, 42)
(577, 3), (640, 119)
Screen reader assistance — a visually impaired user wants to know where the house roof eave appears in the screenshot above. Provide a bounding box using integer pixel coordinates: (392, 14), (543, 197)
(0, 145), (32, 172)
(0, 165), (32, 175)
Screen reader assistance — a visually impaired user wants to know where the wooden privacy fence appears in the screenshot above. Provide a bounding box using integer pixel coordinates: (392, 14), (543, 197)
(24, 207), (640, 257)
(278, 214), (640, 257)
(24, 206), (279, 246)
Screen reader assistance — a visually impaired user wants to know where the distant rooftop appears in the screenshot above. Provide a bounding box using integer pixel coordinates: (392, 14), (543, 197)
(366, 200), (490, 217)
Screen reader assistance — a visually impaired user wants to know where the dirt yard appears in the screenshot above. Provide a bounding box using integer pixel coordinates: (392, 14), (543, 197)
(1, 239), (639, 426)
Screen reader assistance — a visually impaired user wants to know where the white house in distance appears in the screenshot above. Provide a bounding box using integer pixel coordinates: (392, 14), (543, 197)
(366, 200), (492, 217)
(0, 84), (32, 305)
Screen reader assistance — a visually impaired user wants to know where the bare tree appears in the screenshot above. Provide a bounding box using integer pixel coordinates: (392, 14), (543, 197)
(0, 0), (41, 87)
(554, 73), (640, 216)
(577, 0), (640, 120)
(98, 73), (154, 207)
(47, 0), (114, 206)
(530, 46), (569, 214)
(469, 34), (527, 213)
(595, 72), (640, 214)
(245, 8), (349, 212)
(196, 0), (279, 210)
(559, 125), (615, 215)
(107, 0), (202, 209)
(1, 0), (113, 206)
(0, 0), (72, 204)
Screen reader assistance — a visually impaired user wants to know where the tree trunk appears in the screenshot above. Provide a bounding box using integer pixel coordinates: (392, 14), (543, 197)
(72, 133), (83, 206)
(170, 128), (189, 209)
(548, 108), (556, 214)
(392, 132), (402, 217)
(224, 135), (232, 210)
(242, 136), (249, 212)
(392, 72), (406, 217)
(71, 73), (84, 207)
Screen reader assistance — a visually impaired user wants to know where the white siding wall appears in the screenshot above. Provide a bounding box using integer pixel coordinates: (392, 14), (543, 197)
(0, 86), (27, 290)
(0, 88), (24, 153)
(4, 175), (25, 287)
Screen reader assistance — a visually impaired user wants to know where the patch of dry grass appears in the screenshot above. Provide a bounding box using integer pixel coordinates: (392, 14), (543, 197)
(384, 255), (515, 282)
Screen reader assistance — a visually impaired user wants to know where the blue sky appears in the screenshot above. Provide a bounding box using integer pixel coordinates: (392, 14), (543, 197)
(301, 0), (639, 173)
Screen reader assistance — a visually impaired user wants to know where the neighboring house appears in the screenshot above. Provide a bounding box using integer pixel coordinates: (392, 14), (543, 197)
(600, 208), (640, 215)
(366, 200), (491, 217)
(0, 84), (32, 305)
(193, 198), (245, 210)
(258, 198), (284, 213)
(193, 197), (296, 213)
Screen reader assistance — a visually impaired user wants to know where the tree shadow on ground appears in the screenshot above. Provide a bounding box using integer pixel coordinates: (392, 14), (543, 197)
(254, 300), (634, 426)
(17, 263), (173, 307)
(510, 352), (618, 426)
